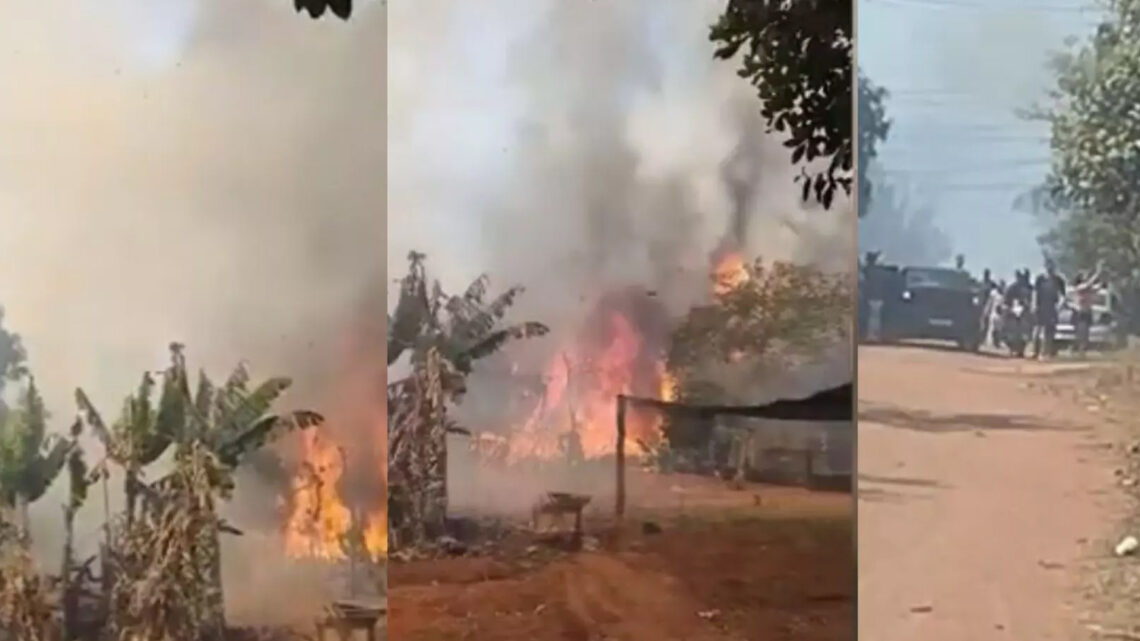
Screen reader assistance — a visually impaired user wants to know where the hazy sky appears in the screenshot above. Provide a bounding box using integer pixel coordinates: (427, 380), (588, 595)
(859, 0), (1103, 277)
(0, 0), (384, 570)
(0, 0), (383, 413)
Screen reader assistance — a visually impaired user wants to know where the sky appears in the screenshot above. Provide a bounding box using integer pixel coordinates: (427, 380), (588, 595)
(858, 0), (1105, 278)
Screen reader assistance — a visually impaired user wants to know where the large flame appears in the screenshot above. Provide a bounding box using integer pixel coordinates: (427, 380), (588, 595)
(283, 429), (388, 561)
(502, 294), (675, 463)
(282, 319), (388, 562)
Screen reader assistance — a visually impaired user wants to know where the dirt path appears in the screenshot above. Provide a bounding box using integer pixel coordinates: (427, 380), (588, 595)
(858, 344), (1119, 641)
(389, 482), (853, 641)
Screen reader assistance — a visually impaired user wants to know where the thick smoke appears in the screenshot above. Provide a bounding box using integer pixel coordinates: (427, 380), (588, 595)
(389, 0), (853, 337)
(390, 1), (854, 515)
(0, 0), (384, 621)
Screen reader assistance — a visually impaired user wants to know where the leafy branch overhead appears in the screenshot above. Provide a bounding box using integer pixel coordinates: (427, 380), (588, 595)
(710, 0), (856, 209)
(294, 0), (352, 20)
(1029, 2), (1140, 282)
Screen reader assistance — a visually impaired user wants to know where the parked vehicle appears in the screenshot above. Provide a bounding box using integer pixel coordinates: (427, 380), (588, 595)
(1056, 288), (1127, 351)
(885, 266), (983, 351)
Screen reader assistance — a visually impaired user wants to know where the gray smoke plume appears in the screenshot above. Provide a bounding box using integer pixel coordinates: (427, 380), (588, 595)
(390, 0), (853, 319)
(0, 0), (384, 622)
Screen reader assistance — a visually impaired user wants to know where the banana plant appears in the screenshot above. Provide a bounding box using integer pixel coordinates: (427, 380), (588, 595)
(387, 251), (549, 400)
(160, 348), (324, 635)
(0, 378), (71, 535)
(75, 346), (187, 527)
(178, 360), (325, 497)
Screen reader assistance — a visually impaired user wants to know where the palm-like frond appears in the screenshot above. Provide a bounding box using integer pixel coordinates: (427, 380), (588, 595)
(213, 410), (324, 468)
(74, 389), (117, 460)
(208, 376), (292, 447)
(0, 380), (74, 507)
(19, 435), (70, 503)
(15, 379), (47, 467)
(388, 252), (433, 365)
(154, 351), (190, 447)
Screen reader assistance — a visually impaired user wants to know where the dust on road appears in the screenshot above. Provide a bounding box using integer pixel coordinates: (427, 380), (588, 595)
(858, 344), (1118, 641)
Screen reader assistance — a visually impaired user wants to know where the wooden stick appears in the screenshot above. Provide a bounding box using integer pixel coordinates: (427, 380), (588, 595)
(615, 395), (626, 521)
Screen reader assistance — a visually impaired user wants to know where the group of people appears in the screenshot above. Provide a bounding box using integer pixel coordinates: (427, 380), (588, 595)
(978, 257), (1105, 358)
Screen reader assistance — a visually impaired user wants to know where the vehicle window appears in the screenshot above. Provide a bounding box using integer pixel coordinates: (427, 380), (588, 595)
(904, 268), (972, 290)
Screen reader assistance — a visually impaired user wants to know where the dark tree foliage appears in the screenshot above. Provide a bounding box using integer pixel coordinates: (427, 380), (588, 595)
(710, 0), (856, 209)
(858, 72), (891, 213)
(294, 0), (352, 20)
(0, 308), (27, 392)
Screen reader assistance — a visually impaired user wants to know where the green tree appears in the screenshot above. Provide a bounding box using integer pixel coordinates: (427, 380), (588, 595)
(667, 257), (851, 403)
(0, 379), (72, 534)
(711, 1), (874, 209)
(78, 344), (323, 638)
(1031, 1), (1140, 283)
(858, 72), (892, 212)
(0, 308), (29, 420)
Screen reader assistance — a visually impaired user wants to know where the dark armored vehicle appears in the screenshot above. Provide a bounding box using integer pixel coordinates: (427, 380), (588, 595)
(885, 266), (983, 351)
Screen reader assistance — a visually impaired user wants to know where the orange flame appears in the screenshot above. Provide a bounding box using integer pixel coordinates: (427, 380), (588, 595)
(283, 425), (387, 560)
(712, 250), (749, 295)
(503, 309), (672, 463)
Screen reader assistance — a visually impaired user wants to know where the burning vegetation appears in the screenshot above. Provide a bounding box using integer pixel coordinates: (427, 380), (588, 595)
(377, 239), (850, 554)
(0, 341), (329, 641)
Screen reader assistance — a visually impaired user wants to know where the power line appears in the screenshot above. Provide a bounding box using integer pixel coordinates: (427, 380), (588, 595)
(919, 181), (1043, 191)
(883, 158), (1052, 173)
(865, 0), (1098, 13)
(883, 135), (1051, 146)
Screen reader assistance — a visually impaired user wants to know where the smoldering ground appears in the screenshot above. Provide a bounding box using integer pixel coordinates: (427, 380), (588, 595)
(0, 0), (384, 624)
(389, 0), (854, 518)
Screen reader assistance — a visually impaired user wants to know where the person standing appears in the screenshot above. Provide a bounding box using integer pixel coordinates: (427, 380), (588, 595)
(979, 268), (998, 346)
(1033, 259), (1067, 359)
(862, 252), (887, 341)
(1072, 261), (1104, 357)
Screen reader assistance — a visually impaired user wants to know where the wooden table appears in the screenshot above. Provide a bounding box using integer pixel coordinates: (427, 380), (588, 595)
(316, 600), (386, 641)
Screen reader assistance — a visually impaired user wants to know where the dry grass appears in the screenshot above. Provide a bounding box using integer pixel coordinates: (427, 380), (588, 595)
(1037, 349), (1140, 638)
(0, 532), (58, 641)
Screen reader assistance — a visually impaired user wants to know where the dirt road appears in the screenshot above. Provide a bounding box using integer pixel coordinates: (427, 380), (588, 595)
(858, 344), (1120, 640)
